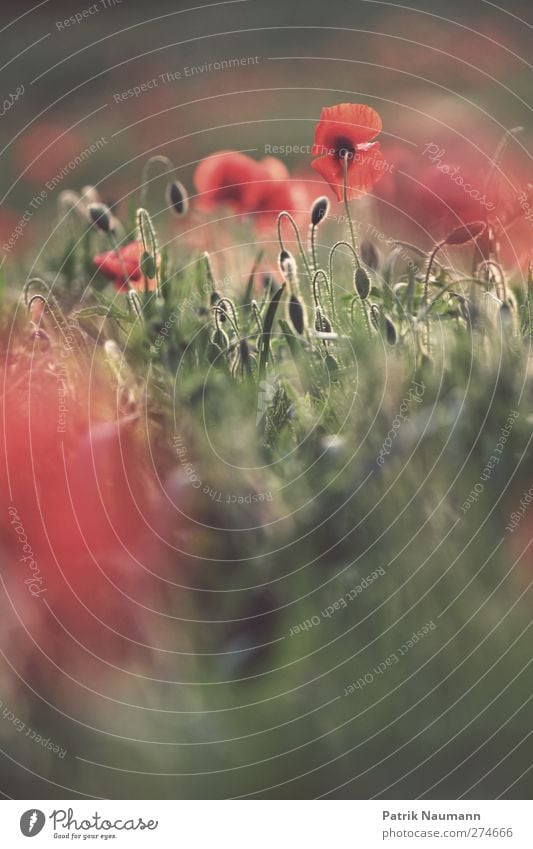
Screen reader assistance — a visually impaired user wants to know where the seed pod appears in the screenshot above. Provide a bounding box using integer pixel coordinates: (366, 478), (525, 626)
(360, 238), (380, 270)
(288, 294), (305, 334)
(279, 250), (297, 286)
(444, 221), (486, 246)
(310, 196), (329, 227)
(315, 308), (332, 334)
(354, 266), (371, 300)
(140, 250), (156, 279)
(166, 180), (189, 217)
(88, 203), (112, 233)
(385, 316), (397, 346)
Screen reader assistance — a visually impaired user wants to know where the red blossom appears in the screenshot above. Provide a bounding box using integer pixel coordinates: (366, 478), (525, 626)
(93, 241), (157, 292)
(194, 150), (264, 214)
(311, 103), (386, 201)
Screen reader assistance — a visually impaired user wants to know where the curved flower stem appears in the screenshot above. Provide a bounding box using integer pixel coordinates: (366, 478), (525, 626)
(423, 241), (445, 305)
(329, 239), (362, 325)
(309, 223), (319, 274)
(140, 155), (175, 210)
(342, 152), (359, 257)
(277, 212), (313, 284)
(423, 239), (446, 356)
(312, 269), (331, 313)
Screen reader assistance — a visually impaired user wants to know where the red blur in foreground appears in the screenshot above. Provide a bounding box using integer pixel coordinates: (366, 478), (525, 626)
(0, 344), (172, 669)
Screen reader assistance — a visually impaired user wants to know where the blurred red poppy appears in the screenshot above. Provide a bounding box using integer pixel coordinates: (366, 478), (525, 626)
(93, 241), (157, 291)
(311, 103), (386, 201)
(0, 342), (174, 675)
(194, 150), (264, 213)
(251, 158), (308, 227)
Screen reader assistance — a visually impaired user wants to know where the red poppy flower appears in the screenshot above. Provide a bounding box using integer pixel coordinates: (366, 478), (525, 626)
(194, 150), (264, 213)
(311, 103), (385, 201)
(93, 241), (157, 292)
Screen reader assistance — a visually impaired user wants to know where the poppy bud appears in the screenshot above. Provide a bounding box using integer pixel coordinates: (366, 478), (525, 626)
(166, 180), (189, 217)
(385, 316), (397, 346)
(315, 308), (332, 334)
(279, 250), (297, 286)
(310, 196), (329, 227)
(288, 294), (305, 334)
(140, 250), (156, 279)
(354, 267), (371, 300)
(88, 203), (112, 233)
(444, 221), (486, 246)
(360, 238), (380, 270)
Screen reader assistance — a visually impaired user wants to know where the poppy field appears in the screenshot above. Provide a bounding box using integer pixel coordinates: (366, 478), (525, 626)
(0, 0), (532, 803)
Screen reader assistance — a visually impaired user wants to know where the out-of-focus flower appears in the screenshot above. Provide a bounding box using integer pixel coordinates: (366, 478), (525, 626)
(93, 241), (157, 291)
(311, 103), (386, 201)
(193, 151), (308, 227)
(194, 150), (264, 213)
(251, 158), (308, 227)
(0, 345), (174, 672)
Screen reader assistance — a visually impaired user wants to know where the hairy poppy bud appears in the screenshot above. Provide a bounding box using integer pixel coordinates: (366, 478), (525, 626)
(279, 250), (297, 286)
(315, 308), (332, 334)
(354, 266), (371, 300)
(360, 238), (380, 270)
(140, 250), (156, 279)
(310, 196), (329, 227)
(288, 294), (305, 334)
(385, 316), (397, 345)
(88, 203), (112, 233)
(444, 221), (486, 246)
(166, 180), (189, 217)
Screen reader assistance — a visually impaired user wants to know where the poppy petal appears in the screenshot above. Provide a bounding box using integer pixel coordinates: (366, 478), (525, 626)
(312, 103), (382, 156)
(312, 144), (386, 201)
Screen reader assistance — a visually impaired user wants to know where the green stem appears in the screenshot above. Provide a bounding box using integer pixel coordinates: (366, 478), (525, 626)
(277, 212), (313, 284)
(342, 152), (358, 255)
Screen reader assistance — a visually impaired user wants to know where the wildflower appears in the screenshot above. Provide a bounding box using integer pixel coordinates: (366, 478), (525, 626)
(93, 241), (157, 291)
(194, 150), (264, 213)
(194, 151), (305, 225)
(311, 103), (385, 201)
